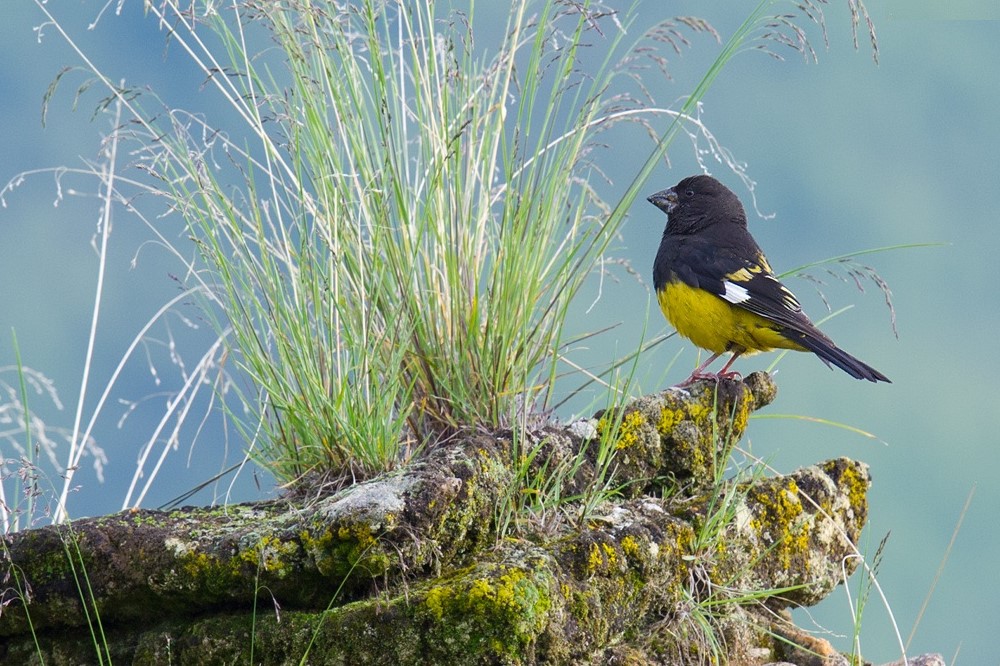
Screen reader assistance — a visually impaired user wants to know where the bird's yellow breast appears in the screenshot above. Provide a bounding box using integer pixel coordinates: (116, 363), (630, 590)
(657, 280), (807, 354)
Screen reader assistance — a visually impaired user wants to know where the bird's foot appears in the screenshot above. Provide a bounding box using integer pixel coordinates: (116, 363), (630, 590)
(675, 369), (743, 387)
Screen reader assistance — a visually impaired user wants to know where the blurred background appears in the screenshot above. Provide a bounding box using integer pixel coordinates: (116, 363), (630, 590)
(2, 1), (996, 663)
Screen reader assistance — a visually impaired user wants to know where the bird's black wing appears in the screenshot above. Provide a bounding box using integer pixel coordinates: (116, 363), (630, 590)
(711, 249), (826, 339)
(659, 232), (821, 338)
(688, 244), (888, 381)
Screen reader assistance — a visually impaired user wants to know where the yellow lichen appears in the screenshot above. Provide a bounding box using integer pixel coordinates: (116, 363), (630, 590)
(239, 535), (299, 575)
(620, 535), (640, 560)
(687, 402), (711, 422)
(337, 522), (377, 548)
(658, 407), (680, 434)
(299, 527), (334, 553)
(837, 463), (869, 516)
(468, 577), (495, 603)
(423, 566), (551, 654)
(425, 584), (455, 621)
(614, 410), (647, 450)
(751, 479), (812, 570)
(658, 400), (713, 436)
(727, 398), (752, 436)
(180, 551), (213, 580)
(587, 543), (605, 573)
(469, 570), (532, 616)
(586, 541), (618, 573)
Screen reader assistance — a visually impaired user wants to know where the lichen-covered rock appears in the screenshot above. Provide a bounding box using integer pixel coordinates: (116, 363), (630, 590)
(594, 371), (777, 494)
(738, 457), (871, 607)
(0, 433), (512, 637)
(0, 374), (898, 664)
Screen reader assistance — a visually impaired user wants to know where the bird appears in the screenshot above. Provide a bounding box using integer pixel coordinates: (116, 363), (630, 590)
(646, 174), (890, 386)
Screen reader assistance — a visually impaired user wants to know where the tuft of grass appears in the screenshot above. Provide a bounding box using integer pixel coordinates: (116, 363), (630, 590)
(127, 0), (730, 487)
(23, 0), (885, 524)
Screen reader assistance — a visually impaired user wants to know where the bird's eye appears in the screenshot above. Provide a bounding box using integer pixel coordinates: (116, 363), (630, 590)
(685, 189), (695, 197)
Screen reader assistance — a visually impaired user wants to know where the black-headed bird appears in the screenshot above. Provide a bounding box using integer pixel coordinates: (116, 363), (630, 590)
(647, 174), (889, 386)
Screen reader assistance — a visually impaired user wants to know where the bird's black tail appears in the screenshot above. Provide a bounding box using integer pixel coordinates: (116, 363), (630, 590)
(794, 332), (891, 383)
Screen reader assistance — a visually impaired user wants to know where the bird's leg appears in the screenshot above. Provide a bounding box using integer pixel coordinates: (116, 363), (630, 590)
(677, 347), (745, 386)
(677, 351), (724, 386)
(715, 349), (745, 380)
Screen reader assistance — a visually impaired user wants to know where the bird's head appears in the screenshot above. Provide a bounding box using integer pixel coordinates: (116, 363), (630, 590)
(647, 174), (746, 233)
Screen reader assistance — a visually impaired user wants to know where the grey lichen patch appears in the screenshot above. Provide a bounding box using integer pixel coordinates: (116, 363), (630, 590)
(567, 418), (598, 441)
(163, 536), (195, 558)
(314, 476), (413, 524)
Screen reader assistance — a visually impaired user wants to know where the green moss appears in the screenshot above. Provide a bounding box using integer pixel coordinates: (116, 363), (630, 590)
(421, 564), (552, 662)
(237, 534), (300, 578)
(299, 526), (338, 576)
(10, 529), (82, 585)
(297, 521), (393, 582)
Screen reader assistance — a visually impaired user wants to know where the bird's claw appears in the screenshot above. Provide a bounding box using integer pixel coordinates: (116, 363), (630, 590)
(675, 369), (743, 388)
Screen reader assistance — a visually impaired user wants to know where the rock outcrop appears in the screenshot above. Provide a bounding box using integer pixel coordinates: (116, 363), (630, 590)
(0, 374), (926, 664)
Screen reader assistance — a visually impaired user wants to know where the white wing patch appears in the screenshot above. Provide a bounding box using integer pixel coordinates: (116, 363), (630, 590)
(722, 280), (751, 304)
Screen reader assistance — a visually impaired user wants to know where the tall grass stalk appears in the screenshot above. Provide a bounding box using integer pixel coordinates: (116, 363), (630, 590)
(8, 332), (35, 532)
(49, 89), (121, 523)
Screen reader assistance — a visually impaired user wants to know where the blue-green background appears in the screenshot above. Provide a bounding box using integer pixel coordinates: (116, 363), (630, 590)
(2, 2), (996, 663)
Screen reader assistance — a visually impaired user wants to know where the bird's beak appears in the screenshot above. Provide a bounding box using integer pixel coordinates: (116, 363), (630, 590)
(647, 188), (678, 215)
